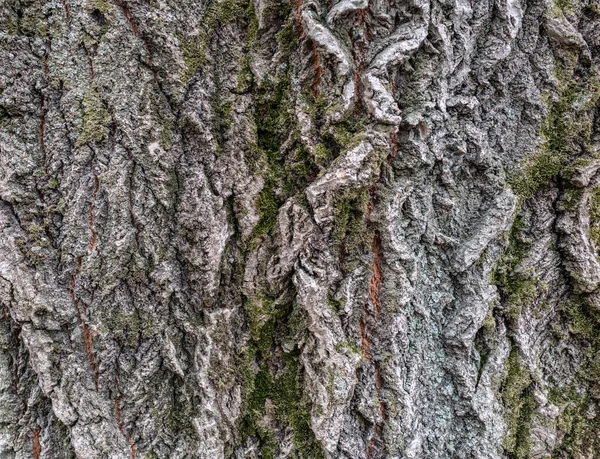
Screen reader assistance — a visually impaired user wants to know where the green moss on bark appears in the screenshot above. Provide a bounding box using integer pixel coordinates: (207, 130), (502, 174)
(502, 345), (535, 458)
(180, 0), (249, 81)
(500, 49), (600, 457)
(239, 296), (324, 458)
(554, 0), (579, 15)
(589, 187), (600, 250)
(85, 0), (114, 14)
(509, 73), (600, 201)
(550, 297), (600, 457)
(491, 215), (543, 321)
(240, 357), (324, 458)
(247, 71), (315, 245)
(332, 188), (371, 255)
(77, 87), (112, 147)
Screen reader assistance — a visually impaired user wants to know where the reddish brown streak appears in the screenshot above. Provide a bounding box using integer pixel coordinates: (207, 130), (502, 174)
(128, 167), (139, 248)
(387, 132), (399, 164)
(116, 392), (137, 458)
(61, 0), (70, 19)
(361, 138), (388, 458)
(356, 7), (367, 26)
(88, 56), (95, 79)
(89, 176), (100, 252)
(88, 204), (97, 251)
(375, 365), (383, 390)
(82, 322), (99, 389)
(362, 231), (385, 458)
(70, 257), (98, 389)
(116, 396), (123, 433)
(117, 3), (156, 81)
(128, 438), (137, 459)
(365, 433), (377, 459)
(369, 232), (383, 318)
(40, 96), (46, 165)
(32, 427), (42, 459)
(295, 0), (304, 37)
(352, 42), (366, 112)
(311, 42), (322, 98)
(119, 4), (139, 37)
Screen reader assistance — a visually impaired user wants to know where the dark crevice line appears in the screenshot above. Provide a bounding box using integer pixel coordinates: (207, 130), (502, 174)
(70, 256), (100, 390)
(61, 0), (70, 19)
(118, 3), (139, 37)
(115, 378), (137, 459)
(360, 129), (399, 458)
(40, 94), (47, 167)
(32, 426), (42, 459)
(129, 162), (139, 248)
(311, 41), (322, 98)
(88, 175), (100, 252)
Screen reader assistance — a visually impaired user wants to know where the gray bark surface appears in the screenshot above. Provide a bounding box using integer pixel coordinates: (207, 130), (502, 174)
(1, 0), (599, 458)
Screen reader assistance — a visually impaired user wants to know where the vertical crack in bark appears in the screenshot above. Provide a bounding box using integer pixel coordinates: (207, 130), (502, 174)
(115, 378), (137, 458)
(362, 229), (385, 458)
(295, 0), (304, 37)
(311, 42), (322, 98)
(80, 308), (99, 390)
(32, 426), (42, 459)
(118, 3), (139, 38)
(129, 163), (139, 248)
(8, 311), (29, 418)
(351, 8), (370, 112)
(88, 175), (99, 252)
(119, 0), (156, 86)
(361, 129), (399, 457)
(60, 0), (70, 20)
(360, 180), (386, 457)
(116, 3), (156, 80)
(369, 232), (382, 320)
(88, 55), (95, 80)
(70, 257), (99, 389)
(39, 94), (47, 167)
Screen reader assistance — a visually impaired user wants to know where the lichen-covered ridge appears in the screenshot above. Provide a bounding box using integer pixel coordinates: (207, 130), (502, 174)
(1, 0), (600, 458)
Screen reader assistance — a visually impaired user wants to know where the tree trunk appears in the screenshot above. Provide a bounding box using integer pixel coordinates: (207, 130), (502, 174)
(1, 0), (599, 457)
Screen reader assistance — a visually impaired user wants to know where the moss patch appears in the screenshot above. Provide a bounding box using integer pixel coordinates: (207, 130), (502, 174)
(246, 76), (315, 245)
(332, 188), (371, 254)
(12, 3), (48, 38)
(180, 0), (249, 81)
(502, 345), (535, 458)
(244, 295), (278, 357)
(509, 73), (600, 201)
(240, 357), (324, 458)
(496, 69), (599, 316)
(589, 187), (600, 250)
(509, 150), (566, 202)
(84, 0), (114, 14)
(239, 296), (324, 458)
(498, 46), (600, 457)
(554, 0), (579, 15)
(77, 87), (112, 147)
(99, 308), (155, 347)
(550, 296), (600, 457)
(491, 215), (542, 321)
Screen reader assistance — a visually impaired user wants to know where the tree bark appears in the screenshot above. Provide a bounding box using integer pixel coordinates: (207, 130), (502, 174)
(0, 0), (599, 458)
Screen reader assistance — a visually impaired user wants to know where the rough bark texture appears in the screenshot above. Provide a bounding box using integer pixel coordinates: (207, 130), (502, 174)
(1, 0), (600, 458)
